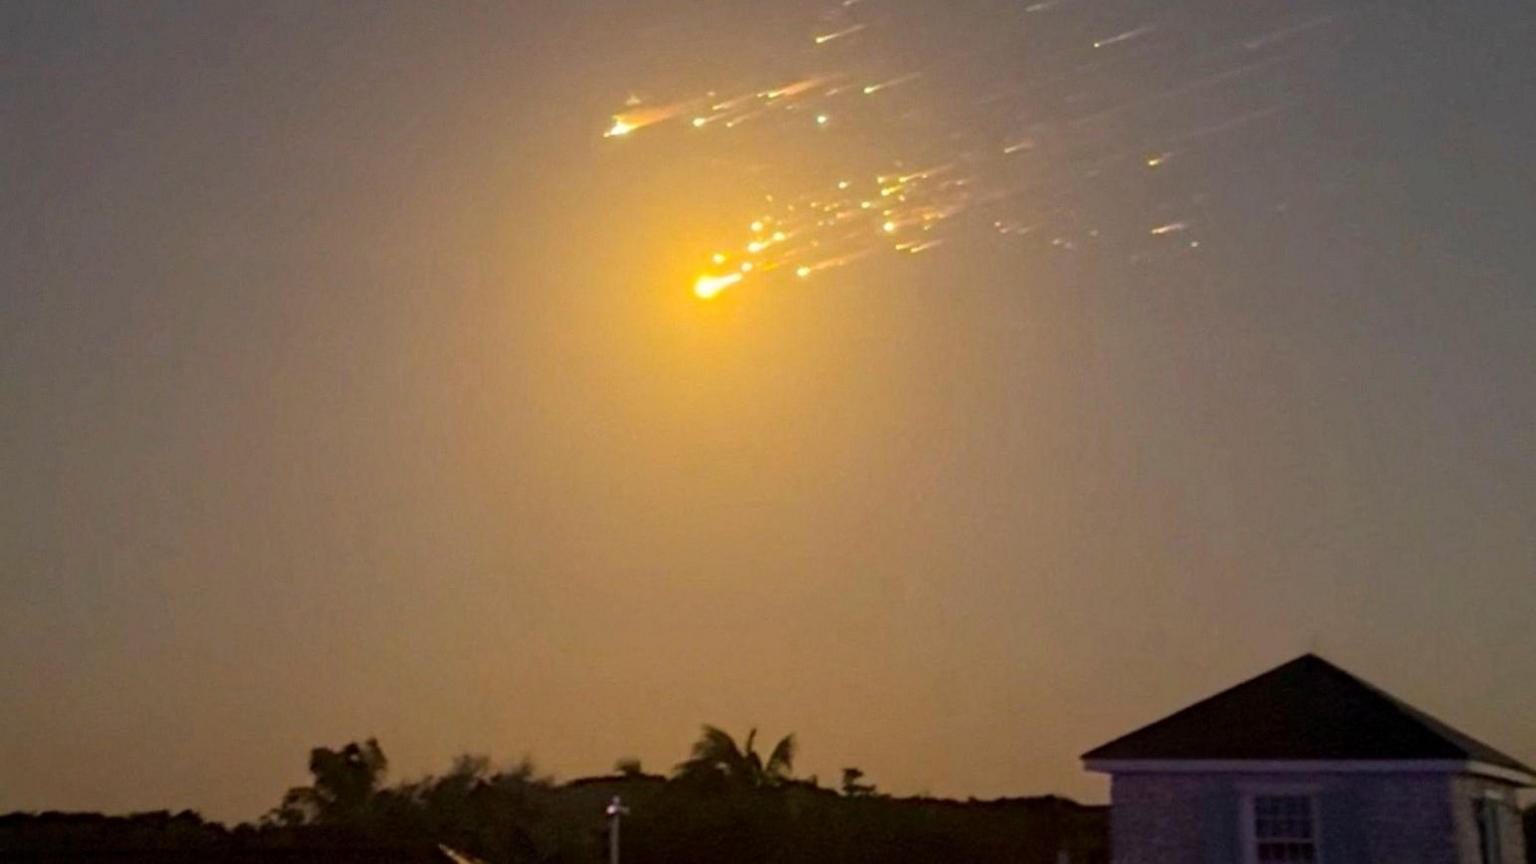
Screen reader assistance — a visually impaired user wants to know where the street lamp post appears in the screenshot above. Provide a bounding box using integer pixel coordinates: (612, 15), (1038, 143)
(605, 796), (630, 864)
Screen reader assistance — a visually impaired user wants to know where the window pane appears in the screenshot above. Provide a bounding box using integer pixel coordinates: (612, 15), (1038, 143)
(1253, 796), (1317, 863)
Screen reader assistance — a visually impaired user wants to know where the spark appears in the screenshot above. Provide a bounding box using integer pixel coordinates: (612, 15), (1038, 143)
(796, 266), (813, 278)
(739, 261), (754, 272)
(905, 240), (944, 254)
(862, 74), (919, 95)
(697, 272), (743, 299)
(1146, 152), (1172, 168)
(837, 180), (851, 190)
(816, 114), (830, 126)
(1093, 25), (1155, 49)
(899, 165), (951, 183)
(711, 253), (727, 265)
(750, 220), (765, 232)
(694, 272), (743, 299)
(882, 220), (899, 233)
(814, 24), (867, 45)
(601, 103), (691, 138)
(1024, 1), (1059, 11)
(1003, 139), (1036, 155)
(764, 77), (833, 100)
(1150, 221), (1189, 235)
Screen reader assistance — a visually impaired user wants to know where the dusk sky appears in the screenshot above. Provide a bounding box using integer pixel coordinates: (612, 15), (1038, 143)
(2, 0), (1533, 823)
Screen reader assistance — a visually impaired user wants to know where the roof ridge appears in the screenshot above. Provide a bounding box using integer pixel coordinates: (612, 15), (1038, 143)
(1081, 653), (1534, 776)
(1080, 655), (1309, 761)
(1323, 659), (1535, 774)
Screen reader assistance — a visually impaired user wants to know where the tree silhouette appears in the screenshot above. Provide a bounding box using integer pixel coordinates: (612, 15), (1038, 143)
(674, 725), (797, 789)
(268, 738), (389, 826)
(840, 767), (877, 797)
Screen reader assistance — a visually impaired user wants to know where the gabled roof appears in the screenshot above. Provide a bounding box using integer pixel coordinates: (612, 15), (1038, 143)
(1081, 654), (1533, 778)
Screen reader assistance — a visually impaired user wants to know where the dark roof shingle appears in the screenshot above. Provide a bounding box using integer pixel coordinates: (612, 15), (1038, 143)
(1081, 654), (1532, 775)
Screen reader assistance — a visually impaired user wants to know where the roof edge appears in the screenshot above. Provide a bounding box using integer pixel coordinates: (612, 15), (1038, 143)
(1082, 758), (1535, 787)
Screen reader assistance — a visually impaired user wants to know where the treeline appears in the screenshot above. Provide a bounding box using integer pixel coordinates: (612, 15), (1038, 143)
(0, 727), (1109, 864)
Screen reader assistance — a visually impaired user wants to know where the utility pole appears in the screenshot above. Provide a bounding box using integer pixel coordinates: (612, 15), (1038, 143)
(605, 796), (629, 864)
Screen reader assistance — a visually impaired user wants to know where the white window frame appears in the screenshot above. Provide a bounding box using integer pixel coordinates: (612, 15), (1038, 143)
(1475, 789), (1510, 864)
(1239, 785), (1324, 864)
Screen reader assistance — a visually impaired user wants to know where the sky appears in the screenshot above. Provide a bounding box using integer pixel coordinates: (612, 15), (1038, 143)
(2, 0), (1534, 823)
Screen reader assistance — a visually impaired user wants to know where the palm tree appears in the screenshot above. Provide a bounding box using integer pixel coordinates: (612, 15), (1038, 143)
(674, 725), (797, 789)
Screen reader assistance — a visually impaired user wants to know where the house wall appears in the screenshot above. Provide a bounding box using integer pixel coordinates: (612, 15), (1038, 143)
(1108, 771), (1477, 864)
(1449, 775), (1526, 864)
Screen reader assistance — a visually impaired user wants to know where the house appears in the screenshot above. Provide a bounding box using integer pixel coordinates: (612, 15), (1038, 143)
(1082, 654), (1532, 864)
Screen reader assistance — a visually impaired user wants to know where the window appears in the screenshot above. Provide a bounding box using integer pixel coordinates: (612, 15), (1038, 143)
(1476, 797), (1506, 864)
(1249, 794), (1318, 863)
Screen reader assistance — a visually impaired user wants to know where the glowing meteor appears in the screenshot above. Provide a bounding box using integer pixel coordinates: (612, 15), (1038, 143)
(601, 102), (695, 138)
(814, 24), (866, 45)
(763, 77), (834, 100)
(1092, 25), (1154, 49)
(862, 74), (919, 95)
(694, 272), (743, 299)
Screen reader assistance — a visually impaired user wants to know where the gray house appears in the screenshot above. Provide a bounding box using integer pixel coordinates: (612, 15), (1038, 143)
(1082, 654), (1532, 864)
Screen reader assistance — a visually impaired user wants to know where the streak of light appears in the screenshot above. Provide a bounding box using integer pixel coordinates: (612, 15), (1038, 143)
(1003, 139), (1036, 155)
(814, 24), (867, 44)
(802, 251), (868, 273)
(899, 165), (952, 183)
(724, 111), (764, 128)
(1025, 1), (1059, 11)
(796, 265), (813, 278)
(602, 103), (690, 138)
(1146, 152), (1172, 168)
(1243, 14), (1339, 51)
(694, 272), (743, 299)
(441, 845), (492, 864)
(862, 74), (920, 95)
(904, 240), (944, 254)
(1093, 25), (1155, 49)
(764, 76), (834, 100)
(1150, 221), (1188, 235)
